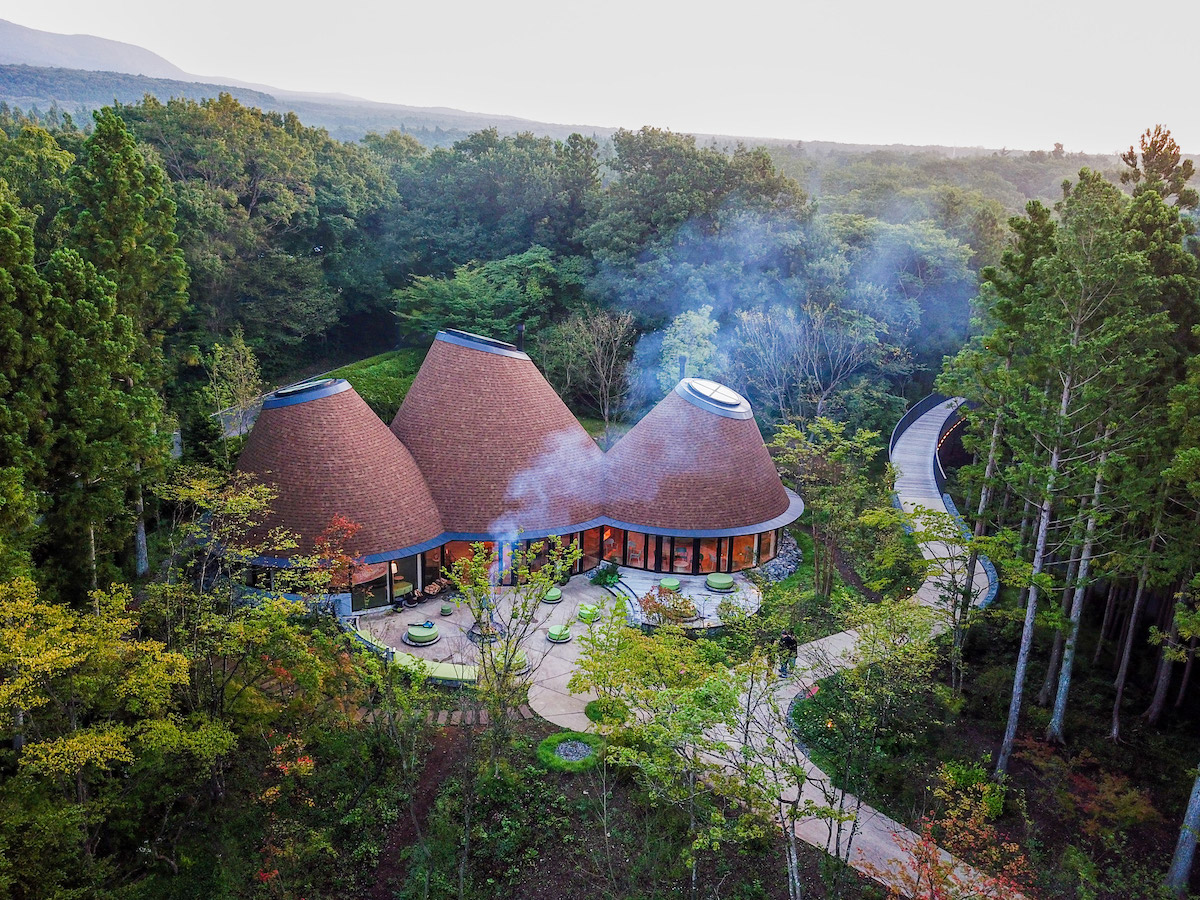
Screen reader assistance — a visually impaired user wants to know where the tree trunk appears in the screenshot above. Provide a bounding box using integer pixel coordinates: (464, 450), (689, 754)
(1113, 583), (1135, 676)
(134, 477), (149, 578)
(997, 369), (1072, 778)
(1039, 546), (1082, 707)
(88, 523), (97, 591)
(1166, 761), (1200, 898)
(1112, 539), (1155, 741)
(1047, 437), (1110, 743)
(1175, 637), (1196, 709)
(996, 475), (1057, 777)
(1145, 609), (1180, 726)
(1093, 581), (1118, 666)
(962, 408), (1004, 614)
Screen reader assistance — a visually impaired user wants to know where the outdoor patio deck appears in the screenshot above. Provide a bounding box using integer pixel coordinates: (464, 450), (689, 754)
(617, 568), (762, 627)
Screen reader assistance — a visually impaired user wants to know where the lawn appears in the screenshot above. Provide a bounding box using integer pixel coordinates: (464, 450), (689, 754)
(328, 347), (427, 421)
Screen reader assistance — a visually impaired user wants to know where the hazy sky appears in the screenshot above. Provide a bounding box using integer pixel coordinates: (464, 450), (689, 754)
(4, 1), (1196, 153)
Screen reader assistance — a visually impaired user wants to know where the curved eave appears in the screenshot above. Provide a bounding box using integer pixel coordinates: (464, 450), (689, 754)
(248, 489), (804, 569)
(604, 488), (804, 539)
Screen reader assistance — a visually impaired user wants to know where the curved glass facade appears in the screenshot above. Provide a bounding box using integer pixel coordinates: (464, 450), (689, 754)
(325, 525), (784, 611)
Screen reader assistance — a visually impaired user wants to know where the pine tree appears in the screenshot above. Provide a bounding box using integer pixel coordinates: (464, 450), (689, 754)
(38, 251), (161, 595)
(0, 189), (54, 579)
(62, 109), (188, 576)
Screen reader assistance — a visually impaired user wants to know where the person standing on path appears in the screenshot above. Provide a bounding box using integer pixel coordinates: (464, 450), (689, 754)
(778, 629), (798, 677)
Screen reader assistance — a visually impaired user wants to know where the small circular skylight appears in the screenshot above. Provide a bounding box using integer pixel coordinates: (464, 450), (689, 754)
(686, 379), (744, 408)
(275, 378), (336, 398)
(677, 378), (753, 419)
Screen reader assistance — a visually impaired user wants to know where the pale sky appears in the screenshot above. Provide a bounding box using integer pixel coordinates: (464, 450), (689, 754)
(3, 0), (1196, 154)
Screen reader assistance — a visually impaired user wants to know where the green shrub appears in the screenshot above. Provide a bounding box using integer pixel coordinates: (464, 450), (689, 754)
(589, 561), (620, 587)
(584, 697), (629, 725)
(536, 731), (605, 773)
(940, 759), (1005, 819)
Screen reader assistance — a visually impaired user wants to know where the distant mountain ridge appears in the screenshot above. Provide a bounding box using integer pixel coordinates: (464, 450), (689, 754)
(0, 18), (617, 144)
(0, 17), (1026, 157)
(0, 19), (188, 78)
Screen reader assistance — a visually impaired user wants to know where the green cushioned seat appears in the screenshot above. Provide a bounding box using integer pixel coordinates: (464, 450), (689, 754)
(548, 624), (572, 643)
(705, 572), (735, 591)
(543, 587), (562, 604)
(394, 652), (477, 685)
(660, 577), (681, 592)
(440, 603), (455, 616)
(406, 624), (439, 645)
(578, 604), (599, 623)
(394, 580), (414, 596)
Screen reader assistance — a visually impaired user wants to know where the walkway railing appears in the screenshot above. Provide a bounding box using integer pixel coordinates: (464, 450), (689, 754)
(888, 392), (950, 456)
(889, 394), (999, 609)
(940, 493), (1000, 608)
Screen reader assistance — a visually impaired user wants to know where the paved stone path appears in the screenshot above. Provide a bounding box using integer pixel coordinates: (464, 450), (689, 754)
(362, 397), (1005, 895)
(523, 396), (1008, 896)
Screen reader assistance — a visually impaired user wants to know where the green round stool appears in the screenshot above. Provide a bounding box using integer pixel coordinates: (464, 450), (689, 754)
(578, 604), (600, 624)
(543, 587), (563, 604)
(705, 572), (735, 592)
(660, 577), (681, 592)
(548, 624), (572, 643)
(439, 603), (455, 616)
(404, 623), (440, 646)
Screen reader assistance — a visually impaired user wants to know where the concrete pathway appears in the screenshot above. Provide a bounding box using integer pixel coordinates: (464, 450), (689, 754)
(363, 396), (1007, 895)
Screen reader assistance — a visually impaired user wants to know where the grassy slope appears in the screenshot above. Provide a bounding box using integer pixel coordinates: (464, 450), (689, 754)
(327, 348), (426, 422)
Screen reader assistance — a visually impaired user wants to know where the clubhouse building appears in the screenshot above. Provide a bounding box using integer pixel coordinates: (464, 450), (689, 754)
(235, 329), (804, 613)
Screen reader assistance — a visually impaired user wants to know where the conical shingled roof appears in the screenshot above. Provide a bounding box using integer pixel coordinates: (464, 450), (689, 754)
(390, 330), (606, 537)
(236, 378), (444, 561)
(605, 379), (793, 533)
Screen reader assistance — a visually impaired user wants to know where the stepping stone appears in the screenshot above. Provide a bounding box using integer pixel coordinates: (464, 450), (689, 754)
(450, 710), (461, 725)
(437, 710), (449, 725)
(462, 710), (474, 725)
(477, 709), (489, 725)
(518, 704), (533, 719)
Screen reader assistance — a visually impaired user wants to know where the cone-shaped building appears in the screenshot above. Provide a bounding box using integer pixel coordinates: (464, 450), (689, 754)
(390, 329), (606, 538)
(235, 377), (444, 574)
(235, 334), (802, 614)
(602, 378), (803, 574)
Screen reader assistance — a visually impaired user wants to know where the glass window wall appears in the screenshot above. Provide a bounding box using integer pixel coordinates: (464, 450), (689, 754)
(759, 529), (779, 563)
(391, 556), (418, 601)
(624, 531), (647, 568)
(582, 528), (602, 570)
(698, 538), (719, 573)
(602, 525), (622, 563)
(672, 539), (693, 574)
(423, 546), (443, 584)
(351, 562), (389, 612)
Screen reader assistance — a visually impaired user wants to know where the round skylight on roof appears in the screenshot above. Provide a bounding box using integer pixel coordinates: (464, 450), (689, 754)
(263, 378), (351, 409)
(676, 378), (753, 419)
(436, 328), (529, 360)
(275, 378), (336, 398)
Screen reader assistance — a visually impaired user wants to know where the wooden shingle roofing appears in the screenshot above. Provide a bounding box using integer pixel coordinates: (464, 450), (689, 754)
(390, 331), (607, 537)
(604, 383), (793, 533)
(236, 334), (803, 564)
(235, 379), (445, 561)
